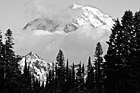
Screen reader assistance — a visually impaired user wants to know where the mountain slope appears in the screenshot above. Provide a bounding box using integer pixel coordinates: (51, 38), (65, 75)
(18, 51), (53, 83)
(22, 4), (114, 33)
(71, 3), (114, 28)
(23, 17), (60, 32)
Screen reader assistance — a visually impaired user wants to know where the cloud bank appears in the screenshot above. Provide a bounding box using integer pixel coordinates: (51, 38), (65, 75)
(14, 1), (112, 64)
(33, 30), (66, 36)
(15, 24), (110, 63)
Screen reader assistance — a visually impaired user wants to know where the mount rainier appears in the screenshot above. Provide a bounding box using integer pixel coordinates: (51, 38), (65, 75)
(23, 3), (114, 33)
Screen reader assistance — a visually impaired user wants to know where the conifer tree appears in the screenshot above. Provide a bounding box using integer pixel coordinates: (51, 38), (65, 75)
(51, 62), (56, 93)
(56, 49), (65, 92)
(0, 31), (4, 92)
(22, 58), (31, 93)
(94, 42), (104, 93)
(56, 49), (65, 68)
(132, 10), (140, 91)
(120, 10), (135, 92)
(66, 59), (69, 80)
(33, 78), (41, 93)
(104, 19), (124, 93)
(65, 59), (70, 91)
(86, 57), (95, 90)
(71, 62), (75, 91)
(3, 29), (21, 92)
(121, 10), (134, 66)
(81, 64), (85, 89)
(54, 63), (60, 92)
(86, 57), (92, 85)
(4, 29), (15, 59)
(134, 11), (140, 67)
(48, 69), (52, 91)
(76, 62), (82, 91)
(104, 11), (135, 93)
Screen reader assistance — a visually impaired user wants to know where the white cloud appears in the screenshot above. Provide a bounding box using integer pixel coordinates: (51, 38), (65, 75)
(15, 24), (111, 63)
(33, 30), (66, 36)
(33, 30), (53, 35)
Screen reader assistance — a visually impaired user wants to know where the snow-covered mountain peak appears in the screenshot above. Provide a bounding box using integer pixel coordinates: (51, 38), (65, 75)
(71, 3), (115, 28)
(22, 3), (114, 34)
(18, 52), (53, 83)
(26, 51), (41, 60)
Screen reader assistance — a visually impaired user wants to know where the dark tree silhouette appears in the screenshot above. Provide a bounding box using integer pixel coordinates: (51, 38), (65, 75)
(131, 10), (140, 91)
(71, 62), (76, 92)
(94, 42), (104, 93)
(0, 31), (5, 92)
(56, 49), (65, 67)
(81, 64), (85, 90)
(56, 49), (65, 92)
(1, 29), (21, 93)
(104, 19), (126, 93)
(76, 62), (82, 92)
(21, 58), (32, 93)
(86, 57), (94, 90)
(134, 11), (140, 68)
(65, 59), (71, 92)
(104, 10), (137, 93)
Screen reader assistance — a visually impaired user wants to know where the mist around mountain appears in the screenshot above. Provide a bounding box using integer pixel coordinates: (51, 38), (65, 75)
(23, 3), (114, 33)
(14, 4), (114, 63)
(14, 4), (115, 86)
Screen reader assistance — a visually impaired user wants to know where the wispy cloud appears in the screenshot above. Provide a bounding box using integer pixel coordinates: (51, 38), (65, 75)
(33, 30), (66, 36)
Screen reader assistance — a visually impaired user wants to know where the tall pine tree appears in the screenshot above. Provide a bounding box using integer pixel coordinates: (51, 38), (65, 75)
(71, 62), (76, 92)
(104, 19), (125, 93)
(132, 10), (140, 91)
(56, 49), (65, 92)
(86, 57), (95, 91)
(94, 42), (104, 93)
(104, 11), (135, 93)
(76, 62), (82, 92)
(3, 29), (21, 92)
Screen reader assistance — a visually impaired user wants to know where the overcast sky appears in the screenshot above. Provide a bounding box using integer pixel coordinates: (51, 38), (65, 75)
(0, 0), (140, 63)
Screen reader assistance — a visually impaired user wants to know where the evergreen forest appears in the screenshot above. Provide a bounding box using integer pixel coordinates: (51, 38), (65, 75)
(0, 10), (140, 93)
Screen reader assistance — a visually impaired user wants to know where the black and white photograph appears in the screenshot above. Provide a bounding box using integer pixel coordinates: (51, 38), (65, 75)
(0, 0), (140, 93)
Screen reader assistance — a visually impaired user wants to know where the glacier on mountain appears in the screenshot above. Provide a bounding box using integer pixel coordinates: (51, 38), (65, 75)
(71, 3), (114, 28)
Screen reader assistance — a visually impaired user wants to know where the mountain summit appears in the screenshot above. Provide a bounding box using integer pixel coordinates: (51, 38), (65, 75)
(18, 51), (53, 83)
(23, 4), (114, 33)
(71, 3), (115, 28)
